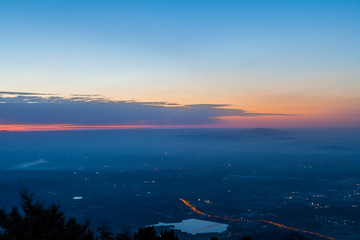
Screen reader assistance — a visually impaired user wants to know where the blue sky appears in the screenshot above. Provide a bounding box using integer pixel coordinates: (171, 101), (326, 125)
(0, 0), (359, 128)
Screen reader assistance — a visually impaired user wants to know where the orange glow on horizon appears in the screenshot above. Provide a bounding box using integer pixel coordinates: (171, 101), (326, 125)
(0, 124), (145, 132)
(1, 115), (359, 132)
(0, 123), (224, 132)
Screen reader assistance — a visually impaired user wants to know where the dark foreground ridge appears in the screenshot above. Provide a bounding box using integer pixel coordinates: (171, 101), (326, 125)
(0, 191), (310, 240)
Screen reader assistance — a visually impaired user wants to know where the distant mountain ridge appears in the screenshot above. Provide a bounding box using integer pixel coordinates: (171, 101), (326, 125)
(242, 128), (292, 137)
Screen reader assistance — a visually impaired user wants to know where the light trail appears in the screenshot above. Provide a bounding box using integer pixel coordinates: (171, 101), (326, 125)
(179, 199), (336, 240)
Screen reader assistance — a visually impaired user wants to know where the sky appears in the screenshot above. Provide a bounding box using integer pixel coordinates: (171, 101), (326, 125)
(0, 0), (359, 130)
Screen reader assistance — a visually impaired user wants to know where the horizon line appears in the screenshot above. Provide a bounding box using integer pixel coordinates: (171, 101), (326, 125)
(1, 123), (359, 132)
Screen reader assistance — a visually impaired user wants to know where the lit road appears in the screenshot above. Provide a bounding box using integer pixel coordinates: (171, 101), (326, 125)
(179, 199), (336, 240)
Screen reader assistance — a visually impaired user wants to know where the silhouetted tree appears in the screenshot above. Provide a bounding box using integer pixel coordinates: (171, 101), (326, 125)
(115, 229), (132, 240)
(134, 226), (158, 240)
(0, 189), (94, 240)
(159, 229), (178, 240)
(97, 223), (114, 240)
(0, 191), (262, 240)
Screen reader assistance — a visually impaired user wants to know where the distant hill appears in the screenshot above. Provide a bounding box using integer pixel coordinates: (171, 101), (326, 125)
(242, 128), (293, 137)
(250, 230), (311, 240)
(281, 232), (311, 240)
(178, 128), (294, 140)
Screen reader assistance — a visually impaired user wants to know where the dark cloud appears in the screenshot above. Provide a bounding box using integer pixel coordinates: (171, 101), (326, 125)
(71, 94), (100, 97)
(0, 91), (54, 96)
(0, 91), (294, 125)
(185, 104), (231, 108)
(126, 101), (181, 107)
(210, 111), (296, 119)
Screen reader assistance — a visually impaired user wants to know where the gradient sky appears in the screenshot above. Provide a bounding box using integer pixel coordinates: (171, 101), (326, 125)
(0, 0), (359, 129)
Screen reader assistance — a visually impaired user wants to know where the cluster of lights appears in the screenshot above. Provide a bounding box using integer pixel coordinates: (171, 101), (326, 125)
(179, 199), (336, 240)
(311, 202), (330, 209)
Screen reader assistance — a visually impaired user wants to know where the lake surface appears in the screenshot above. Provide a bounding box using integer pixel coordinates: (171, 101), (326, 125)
(153, 218), (228, 235)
